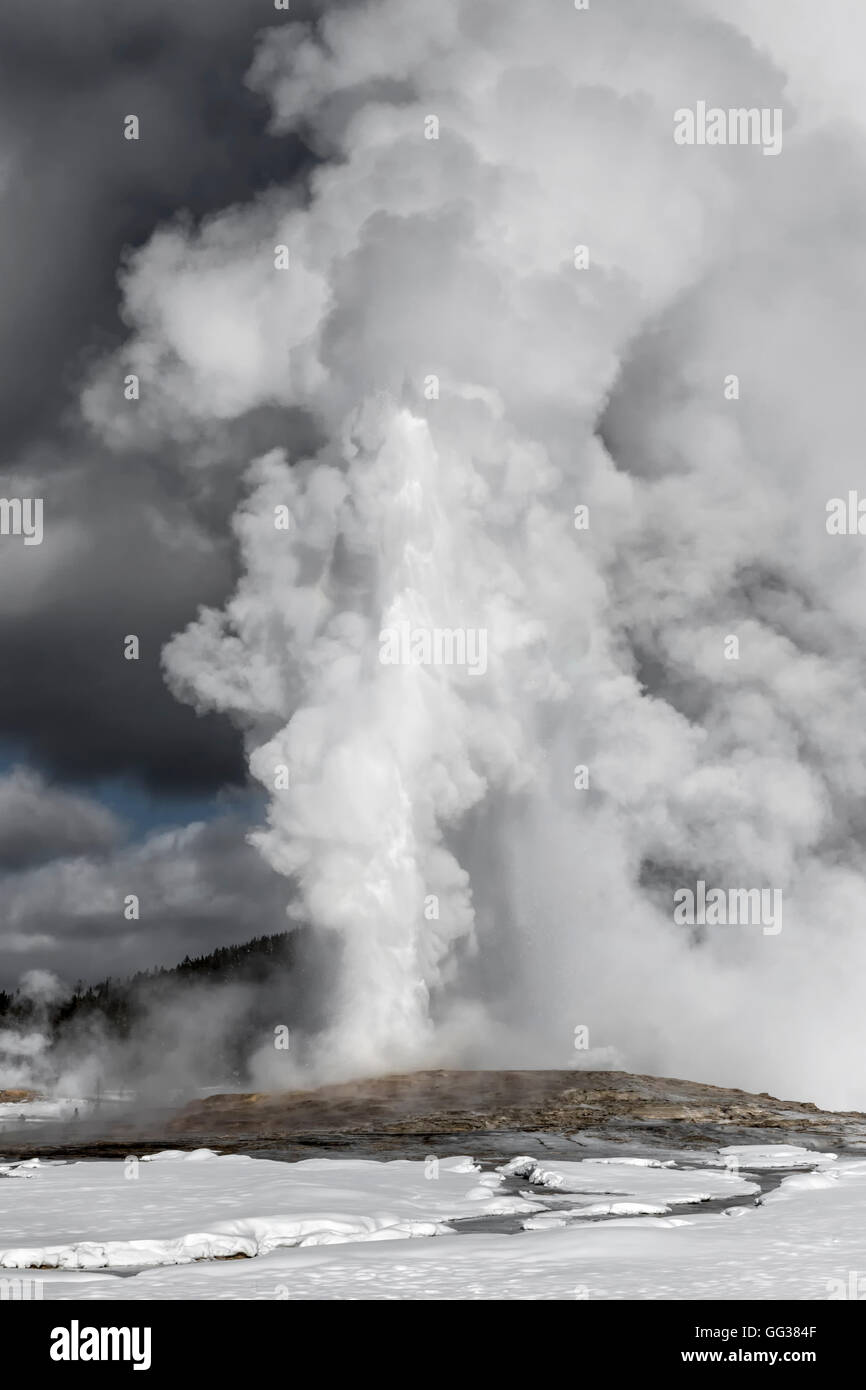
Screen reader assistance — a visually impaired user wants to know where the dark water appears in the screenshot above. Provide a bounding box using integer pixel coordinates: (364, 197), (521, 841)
(444, 1161), (808, 1235)
(240, 1133), (847, 1237)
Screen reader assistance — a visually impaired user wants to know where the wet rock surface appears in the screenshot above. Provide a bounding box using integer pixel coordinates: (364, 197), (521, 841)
(2, 1070), (864, 1163)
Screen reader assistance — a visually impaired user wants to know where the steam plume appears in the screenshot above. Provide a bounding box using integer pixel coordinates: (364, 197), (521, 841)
(85, 0), (866, 1107)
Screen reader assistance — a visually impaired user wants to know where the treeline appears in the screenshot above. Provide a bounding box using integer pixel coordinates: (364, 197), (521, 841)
(0, 933), (302, 1086)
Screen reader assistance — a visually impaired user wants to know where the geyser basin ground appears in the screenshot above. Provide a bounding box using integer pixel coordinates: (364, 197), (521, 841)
(4, 1069), (864, 1162)
(165, 1068), (866, 1148)
(2, 1070), (866, 1300)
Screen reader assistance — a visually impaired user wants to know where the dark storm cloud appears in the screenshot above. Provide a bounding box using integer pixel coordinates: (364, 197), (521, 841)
(0, 0), (319, 453)
(0, 0), (321, 792)
(0, 811), (295, 988)
(0, 767), (124, 870)
(0, 442), (245, 790)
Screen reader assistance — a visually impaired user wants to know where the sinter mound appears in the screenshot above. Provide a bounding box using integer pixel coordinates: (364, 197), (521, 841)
(167, 1069), (864, 1142)
(4, 1072), (865, 1162)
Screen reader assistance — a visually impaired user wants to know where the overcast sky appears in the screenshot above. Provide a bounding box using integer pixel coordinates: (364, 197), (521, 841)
(0, 0), (324, 987)
(4, 0), (866, 1111)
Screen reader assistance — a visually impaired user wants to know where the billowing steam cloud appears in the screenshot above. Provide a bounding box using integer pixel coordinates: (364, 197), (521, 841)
(86, 0), (866, 1107)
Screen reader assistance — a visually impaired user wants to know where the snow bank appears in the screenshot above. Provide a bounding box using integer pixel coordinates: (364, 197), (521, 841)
(497, 1155), (759, 1206)
(0, 1151), (538, 1270)
(717, 1144), (837, 1170)
(4, 1144), (864, 1298)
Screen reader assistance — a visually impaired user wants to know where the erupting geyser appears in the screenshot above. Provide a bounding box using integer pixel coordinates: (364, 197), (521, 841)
(77, 0), (866, 1109)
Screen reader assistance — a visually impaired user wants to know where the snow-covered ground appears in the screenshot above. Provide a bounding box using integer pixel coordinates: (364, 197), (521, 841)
(1, 1141), (864, 1299)
(0, 1097), (89, 1124)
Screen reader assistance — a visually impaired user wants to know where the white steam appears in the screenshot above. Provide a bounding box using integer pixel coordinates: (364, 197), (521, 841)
(85, 0), (866, 1107)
